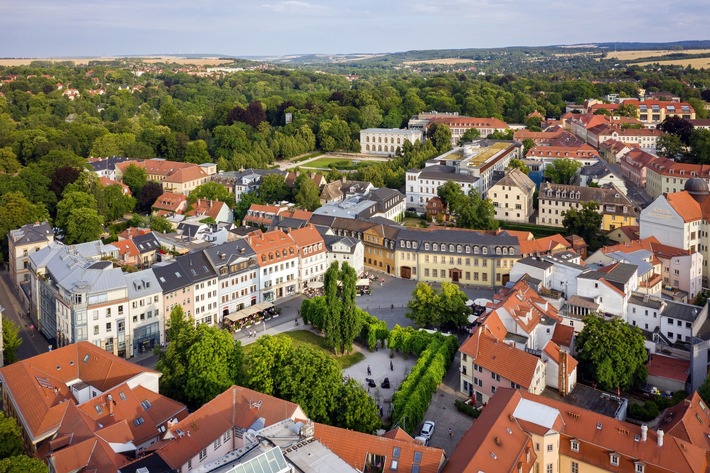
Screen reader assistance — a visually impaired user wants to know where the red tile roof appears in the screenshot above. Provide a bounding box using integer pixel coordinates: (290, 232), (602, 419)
(646, 354), (690, 383)
(313, 423), (447, 473)
(666, 191), (703, 222)
(542, 341), (578, 375)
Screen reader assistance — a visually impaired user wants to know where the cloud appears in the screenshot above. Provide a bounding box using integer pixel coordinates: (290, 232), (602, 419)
(261, 1), (319, 13)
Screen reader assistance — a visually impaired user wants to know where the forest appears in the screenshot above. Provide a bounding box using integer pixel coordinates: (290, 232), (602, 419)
(1, 55), (710, 257)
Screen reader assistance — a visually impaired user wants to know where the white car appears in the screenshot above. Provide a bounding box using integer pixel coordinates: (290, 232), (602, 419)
(420, 421), (435, 440)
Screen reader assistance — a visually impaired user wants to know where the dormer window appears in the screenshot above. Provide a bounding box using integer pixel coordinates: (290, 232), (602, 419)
(474, 246), (480, 254)
(465, 245), (471, 253)
(425, 243), (430, 250)
(433, 243), (438, 251)
(570, 440), (579, 452)
(449, 244), (454, 252)
(635, 463), (644, 473)
(610, 453), (619, 466)
(482, 247), (488, 255)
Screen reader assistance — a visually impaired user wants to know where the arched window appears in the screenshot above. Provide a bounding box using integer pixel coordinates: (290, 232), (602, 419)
(465, 245), (471, 253)
(457, 245), (462, 253)
(433, 243), (438, 251)
(449, 244), (455, 252)
(482, 247), (488, 255)
(474, 246), (480, 254)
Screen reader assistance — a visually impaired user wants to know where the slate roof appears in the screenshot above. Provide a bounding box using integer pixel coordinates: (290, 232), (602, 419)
(132, 232), (162, 254)
(9, 221), (53, 245)
(661, 300), (703, 323)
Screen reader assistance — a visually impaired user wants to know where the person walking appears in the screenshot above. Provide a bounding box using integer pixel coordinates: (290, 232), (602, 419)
(367, 365), (372, 376)
(390, 360), (393, 371)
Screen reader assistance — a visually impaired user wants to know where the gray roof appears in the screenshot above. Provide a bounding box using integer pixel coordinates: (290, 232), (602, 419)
(176, 251), (217, 283)
(272, 217), (309, 231)
(203, 240), (256, 272)
(579, 262), (637, 286)
(492, 168), (535, 194)
(518, 257), (554, 270)
(397, 228), (519, 255)
(132, 232), (161, 254)
(604, 250), (653, 277)
(152, 261), (190, 292)
(628, 293), (665, 310)
(322, 234), (359, 252)
(414, 165), (478, 183)
(661, 300), (703, 323)
(9, 222), (53, 245)
(88, 156), (134, 173)
(125, 271), (162, 299)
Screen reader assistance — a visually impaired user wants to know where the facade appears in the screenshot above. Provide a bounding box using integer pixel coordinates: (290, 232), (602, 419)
(645, 157), (710, 199)
(619, 149), (658, 188)
(124, 271), (164, 357)
(203, 240), (260, 321)
(537, 182), (638, 231)
(395, 228), (520, 286)
(322, 234), (365, 276)
(425, 115), (509, 145)
(359, 128), (423, 155)
(363, 223), (400, 275)
(247, 230), (299, 302)
(115, 159), (214, 196)
(7, 221), (54, 297)
(289, 225), (327, 290)
(210, 168), (286, 201)
(621, 99), (696, 125)
(490, 168), (536, 223)
(405, 139), (522, 212)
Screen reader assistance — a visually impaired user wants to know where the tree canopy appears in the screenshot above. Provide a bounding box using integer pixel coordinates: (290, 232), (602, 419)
(575, 314), (647, 391)
(406, 281), (470, 330)
(2, 319), (22, 365)
(562, 201), (605, 250)
(436, 180), (498, 230)
(544, 158), (582, 185)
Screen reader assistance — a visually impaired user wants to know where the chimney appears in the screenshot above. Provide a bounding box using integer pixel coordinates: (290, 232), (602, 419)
(641, 424), (647, 442)
(107, 395), (115, 417)
(657, 430), (664, 447)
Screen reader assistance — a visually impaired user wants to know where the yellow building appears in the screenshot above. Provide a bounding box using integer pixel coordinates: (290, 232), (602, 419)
(537, 182), (638, 231)
(363, 224), (399, 275)
(395, 227), (520, 287)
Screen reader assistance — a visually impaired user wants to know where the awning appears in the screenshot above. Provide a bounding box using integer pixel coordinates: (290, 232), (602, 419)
(356, 279), (370, 287)
(255, 302), (273, 311)
(309, 281), (324, 289)
(225, 306), (261, 322)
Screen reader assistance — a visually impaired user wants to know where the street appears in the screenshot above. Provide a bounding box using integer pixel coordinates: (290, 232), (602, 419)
(0, 271), (50, 360)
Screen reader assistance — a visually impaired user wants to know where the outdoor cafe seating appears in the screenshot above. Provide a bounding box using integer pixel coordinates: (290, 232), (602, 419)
(223, 301), (276, 331)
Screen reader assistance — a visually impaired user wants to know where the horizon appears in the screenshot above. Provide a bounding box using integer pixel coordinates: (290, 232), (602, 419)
(2, 1), (709, 58)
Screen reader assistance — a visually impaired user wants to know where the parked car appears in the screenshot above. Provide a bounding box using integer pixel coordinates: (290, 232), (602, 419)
(420, 420), (435, 440)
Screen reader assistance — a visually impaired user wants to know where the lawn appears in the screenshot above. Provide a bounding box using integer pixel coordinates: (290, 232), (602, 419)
(243, 330), (365, 369)
(301, 157), (371, 170)
(292, 151), (324, 163)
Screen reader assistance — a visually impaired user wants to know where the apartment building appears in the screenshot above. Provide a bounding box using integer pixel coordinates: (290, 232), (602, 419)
(489, 168), (536, 223)
(7, 221), (54, 298)
(537, 182), (637, 230)
(289, 225), (327, 290)
(210, 168), (285, 201)
(124, 271), (163, 357)
(246, 230), (299, 302)
(202, 240), (259, 320)
(645, 156), (710, 199)
(115, 159), (215, 196)
(425, 115), (509, 145)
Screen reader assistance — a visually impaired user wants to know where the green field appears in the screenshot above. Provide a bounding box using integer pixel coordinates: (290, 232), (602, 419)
(243, 330), (365, 369)
(301, 157), (372, 170)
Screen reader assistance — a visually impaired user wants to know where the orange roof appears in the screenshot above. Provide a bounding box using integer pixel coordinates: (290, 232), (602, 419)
(110, 239), (140, 261)
(519, 234), (571, 256)
(164, 165), (208, 184)
(527, 143), (599, 159)
(459, 328), (542, 388)
(666, 191), (703, 222)
(488, 280), (560, 334)
(288, 225), (326, 255)
(246, 230), (299, 266)
(152, 192), (188, 213)
(100, 176), (132, 195)
(542, 341), (578, 375)
(444, 389), (535, 473)
(313, 422), (447, 473)
(185, 199), (228, 220)
(429, 116), (508, 129)
(381, 427), (414, 441)
(157, 386), (302, 468)
(116, 159), (194, 178)
(658, 392), (710, 451)
(0, 342), (157, 442)
(551, 323), (575, 349)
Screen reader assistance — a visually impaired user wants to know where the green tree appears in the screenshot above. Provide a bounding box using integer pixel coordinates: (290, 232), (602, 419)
(437, 180), (466, 211)
(0, 411), (23, 459)
(616, 103), (638, 118)
(339, 262), (361, 354)
(544, 158), (582, 185)
(658, 116), (694, 144)
(294, 174), (321, 211)
(656, 133), (684, 159)
(575, 314), (647, 391)
(521, 138), (537, 156)
(234, 192), (265, 224)
(332, 379), (381, 433)
(0, 455), (49, 473)
(103, 184), (136, 221)
(0, 192), (49, 259)
(256, 174), (289, 203)
(137, 181), (164, 213)
(427, 123), (452, 154)
(562, 201), (605, 250)
(698, 374), (710, 405)
(56, 191), (97, 230)
(456, 190), (498, 230)
(437, 282), (470, 329)
(276, 345), (342, 423)
(184, 140), (212, 164)
(323, 261), (343, 353)
(2, 319), (22, 366)
(0, 148), (22, 174)
(121, 163), (148, 195)
(188, 182), (235, 207)
(406, 282), (438, 327)
(149, 215), (173, 234)
(689, 128), (710, 165)
(245, 335), (293, 395)
(456, 128), (481, 146)
(508, 158), (531, 175)
(156, 306), (197, 405)
(90, 132), (136, 157)
(64, 207), (104, 244)
(185, 324), (245, 407)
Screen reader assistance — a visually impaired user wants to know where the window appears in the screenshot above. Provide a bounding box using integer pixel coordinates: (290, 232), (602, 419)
(223, 430), (231, 442)
(214, 437), (221, 450)
(199, 448), (207, 461)
(570, 440), (579, 452)
(546, 464), (552, 473)
(547, 444), (553, 452)
(610, 453), (619, 466)
(392, 447), (400, 458)
(413, 451), (422, 463)
(391, 460), (399, 471)
(106, 322), (112, 332)
(635, 464), (644, 473)
(571, 462), (579, 473)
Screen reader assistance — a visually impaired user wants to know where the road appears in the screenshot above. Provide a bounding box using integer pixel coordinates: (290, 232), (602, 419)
(0, 271), (50, 361)
(603, 160), (653, 208)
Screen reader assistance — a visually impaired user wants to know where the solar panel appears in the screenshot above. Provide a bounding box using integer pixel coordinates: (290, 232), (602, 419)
(36, 376), (53, 389)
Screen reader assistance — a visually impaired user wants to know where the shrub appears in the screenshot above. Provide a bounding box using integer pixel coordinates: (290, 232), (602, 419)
(455, 399), (481, 418)
(628, 400), (660, 421)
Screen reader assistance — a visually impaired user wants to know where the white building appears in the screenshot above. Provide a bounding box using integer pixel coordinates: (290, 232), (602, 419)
(489, 168), (536, 223)
(246, 230), (299, 303)
(359, 128), (423, 155)
(289, 225), (327, 291)
(124, 271), (164, 357)
(323, 234), (365, 277)
(203, 240), (260, 321)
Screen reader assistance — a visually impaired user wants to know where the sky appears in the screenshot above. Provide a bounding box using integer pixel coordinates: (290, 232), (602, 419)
(1, 0), (709, 58)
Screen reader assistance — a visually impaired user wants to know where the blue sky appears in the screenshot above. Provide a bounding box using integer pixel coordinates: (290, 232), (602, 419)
(1, 0), (708, 57)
